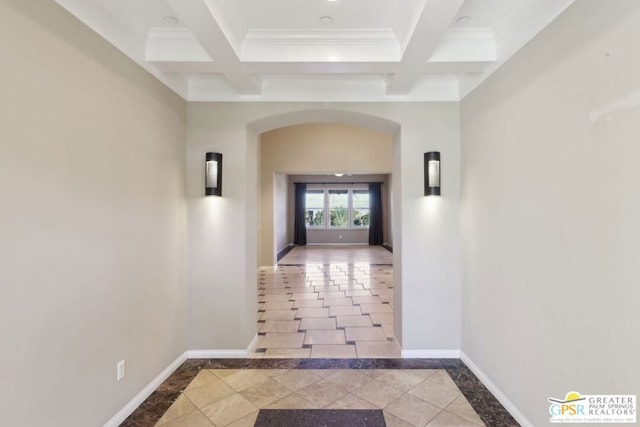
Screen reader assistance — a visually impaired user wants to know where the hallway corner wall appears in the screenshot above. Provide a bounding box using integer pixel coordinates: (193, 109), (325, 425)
(0, 1), (188, 425)
(460, 1), (640, 425)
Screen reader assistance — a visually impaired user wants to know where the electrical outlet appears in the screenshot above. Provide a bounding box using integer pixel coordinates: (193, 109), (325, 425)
(117, 360), (126, 381)
(339, 235), (342, 239)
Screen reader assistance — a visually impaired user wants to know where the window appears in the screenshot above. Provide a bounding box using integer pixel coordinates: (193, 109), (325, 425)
(328, 189), (349, 228)
(305, 187), (369, 229)
(305, 190), (324, 228)
(352, 190), (370, 227)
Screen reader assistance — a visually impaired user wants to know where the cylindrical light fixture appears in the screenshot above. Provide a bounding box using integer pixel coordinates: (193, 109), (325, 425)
(205, 152), (222, 196)
(424, 151), (441, 196)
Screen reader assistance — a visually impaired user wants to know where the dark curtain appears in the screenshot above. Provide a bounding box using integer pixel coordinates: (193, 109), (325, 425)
(293, 183), (307, 245)
(368, 183), (383, 245)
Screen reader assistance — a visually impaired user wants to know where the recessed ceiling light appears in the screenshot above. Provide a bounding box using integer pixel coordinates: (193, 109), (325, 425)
(319, 15), (334, 24)
(163, 15), (180, 25)
(334, 173), (344, 177)
(455, 15), (472, 25)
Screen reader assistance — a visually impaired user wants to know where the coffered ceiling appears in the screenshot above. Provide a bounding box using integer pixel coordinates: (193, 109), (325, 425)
(53, 0), (574, 101)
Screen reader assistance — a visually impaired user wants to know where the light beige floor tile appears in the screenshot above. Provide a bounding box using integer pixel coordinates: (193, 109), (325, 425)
(185, 370), (223, 391)
(295, 308), (329, 318)
(408, 380), (462, 409)
(263, 348), (311, 358)
(329, 306), (362, 316)
(299, 317), (336, 330)
(260, 310), (297, 321)
(369, 313), (394, 325)
(427, 410), (482, 426)
(155, 395), (198, 425)
(264, 393), (318, 409)
(200, 394), (258, 426)
(352, 379), (404, 408)
(445, 395), (485, 425)
(239, 377), (292, 407)
(260, 332), (305, 349)
(336, 315), (373, 327)
(273, 370), (323, 391)
(259, 320), (300, 333)
(381, 324), (395, 338)
(296, 379), (349, 407)
(260, 294), (293, 302)
(345, 326), (387, 342)
(324, 370), (374, 392)
(209, 369), (240, 379)
(304, 330), (346, 345)
(351, 296), (383, 304)
(261, 301), (294, 310)
(318, 292), (346, 299)
(322, 297), (353, 306)
(422, 370), (460, 390)
(183, 379), (236, 408)
(222, 370), (271, 392)
(157, 410), (214, 427)
(355, 340), (401, 358)
(292, 299), (324, 308)
(407, 369), (438, 379)
(359, 303), (393, 314)
(310, 344), (357, 358)
(324, 393), (379, 410)
(226, 410), (259, 427)
(344, 290), (374, 297)
(260, 369), (290, 377)
(382, 411), (414, 427)
(370, 370), (426, 392)
(385, 394), (442, 426)
(290, 293), (320, 300)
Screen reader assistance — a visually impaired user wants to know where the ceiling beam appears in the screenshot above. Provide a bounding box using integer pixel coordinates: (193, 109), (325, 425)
(165, 0), (259, 94)
(386, 0), (465, 95)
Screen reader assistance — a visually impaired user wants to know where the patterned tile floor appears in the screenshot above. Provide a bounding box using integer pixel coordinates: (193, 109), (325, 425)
(122, 247), (519, 426)
(155, 368), (484, 427)
(254, 246), (399, 358)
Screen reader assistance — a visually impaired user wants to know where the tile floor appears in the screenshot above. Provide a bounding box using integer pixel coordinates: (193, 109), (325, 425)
(121, 247), (518, 426)
(155, 368), (484, 427)
(255, 246), (398, 358)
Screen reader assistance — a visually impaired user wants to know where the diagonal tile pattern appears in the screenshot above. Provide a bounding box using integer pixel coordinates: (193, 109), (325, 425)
(155, 369), (485, 427)
(256, 246), (398, 358)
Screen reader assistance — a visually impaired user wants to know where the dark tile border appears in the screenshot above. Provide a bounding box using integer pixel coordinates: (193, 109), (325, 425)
(276, 244), (296, 262)
(255, 409), (385, 427)
(121, 358), (519, 426)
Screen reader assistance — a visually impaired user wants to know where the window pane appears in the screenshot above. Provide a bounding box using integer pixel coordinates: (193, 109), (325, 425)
(306, 209), (324, 227)
(353, 208), (370, 227)
(352, 190), (369, 209)
(329, 190), (348, 227)
(305, 190), (324, 208)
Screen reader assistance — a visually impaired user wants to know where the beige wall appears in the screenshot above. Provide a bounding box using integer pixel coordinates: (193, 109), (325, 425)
(0, 1), (187, 426)
(187, 103), (461, 354)
(260, 123), (393, 265)
(461, 1), (640, 425)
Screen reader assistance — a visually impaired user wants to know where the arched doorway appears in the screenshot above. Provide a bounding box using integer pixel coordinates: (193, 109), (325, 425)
(248, 109), (403, 357)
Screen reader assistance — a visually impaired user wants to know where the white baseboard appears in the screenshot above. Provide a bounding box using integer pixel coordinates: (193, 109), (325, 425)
(106, 335), (260, 426)
(401, 349), (461, 358)
(187, 334), (260, 359)
(103, 351), (187, 427)
(460, 352), (533, 427)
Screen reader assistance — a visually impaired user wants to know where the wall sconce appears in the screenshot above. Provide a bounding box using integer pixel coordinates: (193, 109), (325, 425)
(424, 151), (441, 196)
(205, 152), (222, 196)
